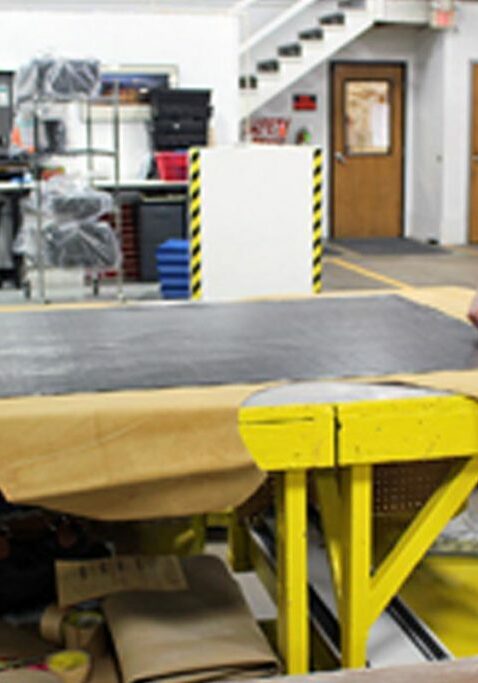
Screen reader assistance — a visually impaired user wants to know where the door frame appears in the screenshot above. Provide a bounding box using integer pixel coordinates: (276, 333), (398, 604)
(467, 61), (478, 244)
(329, 60), (407, 240)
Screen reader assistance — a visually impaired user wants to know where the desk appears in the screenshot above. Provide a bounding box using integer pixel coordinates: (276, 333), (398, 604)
(0, 180), (188, 193)
(0, 287), (476, 674)
(94, 179), (188, 192)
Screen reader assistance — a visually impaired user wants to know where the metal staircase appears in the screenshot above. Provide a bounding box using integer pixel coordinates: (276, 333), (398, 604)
(236, 0), (430, 117)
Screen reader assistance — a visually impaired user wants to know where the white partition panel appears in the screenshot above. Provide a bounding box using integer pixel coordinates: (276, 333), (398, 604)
(193, 146), (320, 302)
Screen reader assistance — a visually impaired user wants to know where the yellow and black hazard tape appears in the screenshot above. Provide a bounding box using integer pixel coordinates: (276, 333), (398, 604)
(312, 148), (323, 294)
(189, 148), (202, 301)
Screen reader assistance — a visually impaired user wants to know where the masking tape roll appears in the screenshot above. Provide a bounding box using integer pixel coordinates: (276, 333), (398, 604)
(47, 650), (90, 683)
(40, 604), (67, 645)
(65, 610), (103, 629)
(63, 610), (105, 658)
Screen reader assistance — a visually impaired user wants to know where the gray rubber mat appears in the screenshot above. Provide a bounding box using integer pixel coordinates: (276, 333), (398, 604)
(0, 295), (477, 399)
(332, 238), (448, 256)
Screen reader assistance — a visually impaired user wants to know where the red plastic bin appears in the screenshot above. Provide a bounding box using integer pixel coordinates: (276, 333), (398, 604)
(155, 152), (189, 181)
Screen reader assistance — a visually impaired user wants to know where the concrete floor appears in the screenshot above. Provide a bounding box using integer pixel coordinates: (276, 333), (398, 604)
(0, 243), (476, 305)
(322, 245), (478, 292)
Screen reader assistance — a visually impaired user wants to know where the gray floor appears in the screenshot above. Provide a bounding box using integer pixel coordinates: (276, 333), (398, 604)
(323, 245), (478, 291)
(1, 246), (476, 305)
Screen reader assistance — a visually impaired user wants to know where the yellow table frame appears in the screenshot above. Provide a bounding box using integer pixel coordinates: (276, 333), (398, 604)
(239, 392), (478, 673)
(239, 403), (335, 674)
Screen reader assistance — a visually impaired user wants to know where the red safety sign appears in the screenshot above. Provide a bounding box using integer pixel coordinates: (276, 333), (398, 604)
(293, 94), (317, 111)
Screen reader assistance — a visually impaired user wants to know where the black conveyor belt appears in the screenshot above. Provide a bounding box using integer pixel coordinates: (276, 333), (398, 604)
(1, 295), (477, 399)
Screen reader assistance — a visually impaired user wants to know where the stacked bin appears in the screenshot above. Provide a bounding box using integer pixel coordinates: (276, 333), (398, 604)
(156, 239), (190, 299)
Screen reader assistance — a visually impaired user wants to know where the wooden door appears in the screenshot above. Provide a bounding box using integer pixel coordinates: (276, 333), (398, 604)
(332, 63), (404, 238)
(469, 65), (478, 242)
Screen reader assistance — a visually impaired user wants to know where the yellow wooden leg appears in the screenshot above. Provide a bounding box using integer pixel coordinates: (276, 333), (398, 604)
(228, 511), (251, 571)
(340, 464), (372, 669)
(314, 470), (342, 605)
(276, 470), (309, 674)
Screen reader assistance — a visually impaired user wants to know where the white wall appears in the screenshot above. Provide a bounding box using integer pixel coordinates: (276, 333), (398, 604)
(411, 32), (445, 243)
(256, 25), (425, 239)
(440, 1), (478, 245)
(0, 8), (240, 178)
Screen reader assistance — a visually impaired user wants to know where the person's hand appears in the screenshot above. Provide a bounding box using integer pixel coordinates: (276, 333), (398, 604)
(468, 290), (478, 327)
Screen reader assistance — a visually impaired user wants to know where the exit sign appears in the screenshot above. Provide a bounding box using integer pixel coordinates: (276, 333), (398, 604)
(430, 0), (455, 28)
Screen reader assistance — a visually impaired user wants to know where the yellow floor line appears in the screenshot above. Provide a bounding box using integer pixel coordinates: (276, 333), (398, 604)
(0, 300), (124, 314)
(328, 257), (410, 290)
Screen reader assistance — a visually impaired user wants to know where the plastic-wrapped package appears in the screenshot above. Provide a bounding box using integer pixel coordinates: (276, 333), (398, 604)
(44, 176), (113, 221)
(49, 192), (113, 221)
(13, 214), (49, 266)
(23, 176), (113, 222)
(15, 60), (42, 108)
(46, 221), (121, 269)
(15, 57), (100, 107)
(15, 219), (121, 270)
(45, 58), (100, 101)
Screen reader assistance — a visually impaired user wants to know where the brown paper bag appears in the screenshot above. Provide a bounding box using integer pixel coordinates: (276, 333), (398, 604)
(103, 555), (279, 683)
(56, 555), (187, 607)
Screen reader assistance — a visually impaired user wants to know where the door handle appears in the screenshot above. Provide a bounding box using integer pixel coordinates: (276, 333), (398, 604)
(335, 151), (346, 164)
(473, 155), (478, 162)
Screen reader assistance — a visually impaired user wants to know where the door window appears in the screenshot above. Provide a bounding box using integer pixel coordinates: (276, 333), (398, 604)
(344, 80), (391, 155)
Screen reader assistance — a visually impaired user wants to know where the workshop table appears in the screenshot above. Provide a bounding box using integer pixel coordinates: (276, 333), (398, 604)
(0, 287), (477, 674)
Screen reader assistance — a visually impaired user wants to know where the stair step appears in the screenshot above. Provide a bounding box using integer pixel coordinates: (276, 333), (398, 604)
(338, 0), (365, 8)
(257, 59), (280, 73)
(278, 43), (302, 58)
(298, 27), (324, 41)
(320, 12), (346, 26)
(239, 75), (258, 90)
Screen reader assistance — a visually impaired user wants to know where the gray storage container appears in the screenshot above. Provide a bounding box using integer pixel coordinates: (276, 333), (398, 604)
(138, 200), (186, 282)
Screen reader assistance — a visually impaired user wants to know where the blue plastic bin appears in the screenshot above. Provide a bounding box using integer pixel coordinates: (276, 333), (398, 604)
(156, 239), (190, 300)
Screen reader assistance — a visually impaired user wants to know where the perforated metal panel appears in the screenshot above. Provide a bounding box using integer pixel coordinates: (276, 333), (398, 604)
(374, 460), (457, 515)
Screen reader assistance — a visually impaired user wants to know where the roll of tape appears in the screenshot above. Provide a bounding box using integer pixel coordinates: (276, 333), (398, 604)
(63, 610), (105, 658)
(40, 604), (67, 645)
(65, 610), (103, 629)
(47, 650), (90, 683)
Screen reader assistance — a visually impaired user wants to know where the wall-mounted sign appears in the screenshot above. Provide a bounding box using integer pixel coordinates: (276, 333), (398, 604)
(430, 0), (455, 29)
(293, 94), (317, 111)
(249, 118), (290, 144)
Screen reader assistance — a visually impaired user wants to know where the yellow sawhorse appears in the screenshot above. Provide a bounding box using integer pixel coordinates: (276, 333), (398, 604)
(240, 384), (478, 673)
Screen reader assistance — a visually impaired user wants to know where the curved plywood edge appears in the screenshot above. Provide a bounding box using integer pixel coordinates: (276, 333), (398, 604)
(398, 286), (474, 323)
(0, 384), (267, 520)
